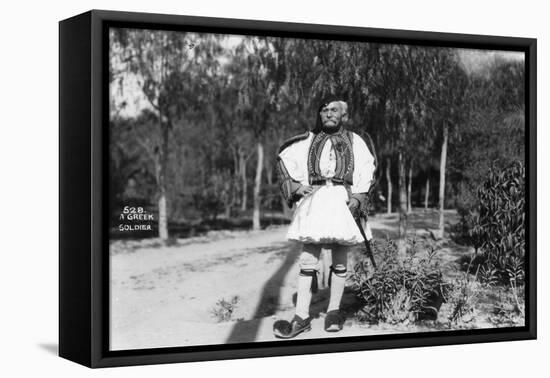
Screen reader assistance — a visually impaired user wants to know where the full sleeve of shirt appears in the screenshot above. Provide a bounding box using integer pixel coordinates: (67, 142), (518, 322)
(350, 132), (376, 218)
(276, 133), (312, 207)
(351, 133), (376, 194)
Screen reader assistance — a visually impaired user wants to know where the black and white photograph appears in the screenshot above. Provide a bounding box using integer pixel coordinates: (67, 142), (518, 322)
(5, 0), (550, 374)
(107, 25), (528, 351)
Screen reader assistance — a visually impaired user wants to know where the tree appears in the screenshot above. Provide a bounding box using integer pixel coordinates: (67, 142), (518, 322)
(378, 45), (431, 258)
(424, 49), (469, 238)
(111, 29), (222, 240)
(235, 37), (290, 230)
(407, 162), (413, 213)
(448, 58), (525, 224)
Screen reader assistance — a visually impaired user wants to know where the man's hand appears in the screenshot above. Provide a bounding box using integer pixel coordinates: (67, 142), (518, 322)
(347, 197), (360, 214)
(295, 185), (314, 197)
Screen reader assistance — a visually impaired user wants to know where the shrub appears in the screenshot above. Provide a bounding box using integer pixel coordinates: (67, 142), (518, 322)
(211, 296), (240, 322)
(351, 239), (452, 324)
(489, 285), (525, 326)
(446, 267), (480, 324)
(451, 182), (485, 249)
(192, 189), (225, 221)
(469, 161), (525, 283)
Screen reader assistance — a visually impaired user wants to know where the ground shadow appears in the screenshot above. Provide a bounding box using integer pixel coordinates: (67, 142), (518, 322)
(291, 286), (364, 320)
(37, 343), (58, 355)
(225, 243), (300, 344)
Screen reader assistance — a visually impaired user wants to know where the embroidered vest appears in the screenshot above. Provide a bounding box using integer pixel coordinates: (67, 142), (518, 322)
(307, 130), (354, 186)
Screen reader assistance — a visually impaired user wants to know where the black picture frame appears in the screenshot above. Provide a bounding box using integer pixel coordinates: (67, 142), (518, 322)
(59, 9), (537, 368)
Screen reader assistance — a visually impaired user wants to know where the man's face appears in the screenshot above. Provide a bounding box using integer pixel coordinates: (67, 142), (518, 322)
(319, 101), (346, 129)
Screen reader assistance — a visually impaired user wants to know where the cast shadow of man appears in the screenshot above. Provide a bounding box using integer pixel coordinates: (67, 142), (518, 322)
(292, 286), (364, 322)
(225, 243), (368, 344)
(225, 244), (299, 344)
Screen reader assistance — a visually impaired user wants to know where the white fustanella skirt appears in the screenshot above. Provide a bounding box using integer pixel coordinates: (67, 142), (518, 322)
(286, 184), (363, 245)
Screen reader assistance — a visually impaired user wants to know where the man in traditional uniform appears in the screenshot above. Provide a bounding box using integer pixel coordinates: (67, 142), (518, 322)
(273, 95), (377, 338)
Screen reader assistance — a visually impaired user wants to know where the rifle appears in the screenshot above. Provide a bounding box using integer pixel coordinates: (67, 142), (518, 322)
(352, 130), (380, 269)
(353, 215), (377, 269)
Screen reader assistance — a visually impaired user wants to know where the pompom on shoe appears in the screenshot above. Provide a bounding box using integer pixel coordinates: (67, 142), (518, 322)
(324, 310), (345, 332)
(273, 315), (312, 339)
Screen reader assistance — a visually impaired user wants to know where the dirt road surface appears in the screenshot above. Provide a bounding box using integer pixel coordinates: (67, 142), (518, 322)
(110, 211), (463, 350)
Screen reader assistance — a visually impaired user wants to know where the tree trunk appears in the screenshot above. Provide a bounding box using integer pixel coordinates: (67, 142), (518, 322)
(252, 142), (264, 230)
(157, 121), (170, 242)
(265, 159), (273, 186)
(158, 190), (168, 240)
(232, 147), (240, 209)
(397, 151), (408, 260)
(407, 164), (413, 214)
(223, 175), (233, 219)
(224, 203), (232, 219)
(386, 157), (392, 214)
(233, 147), (239, 176)
(424, 176), (430, 211)
(438, 124), (449, 238)
(239, 150), (248, 212)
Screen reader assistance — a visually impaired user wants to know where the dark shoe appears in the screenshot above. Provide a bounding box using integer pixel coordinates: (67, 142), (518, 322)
(273, 315), (312, 339)
(324, 310), (345, 332)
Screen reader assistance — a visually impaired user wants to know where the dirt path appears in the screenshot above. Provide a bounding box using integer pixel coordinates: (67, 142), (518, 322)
(109, 210), (467, 350)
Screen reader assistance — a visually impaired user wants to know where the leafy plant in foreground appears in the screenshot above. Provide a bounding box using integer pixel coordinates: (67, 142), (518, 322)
(352, 238), (452, 324)
(211, 296), (240, 322)
(469, 161), (526, 284)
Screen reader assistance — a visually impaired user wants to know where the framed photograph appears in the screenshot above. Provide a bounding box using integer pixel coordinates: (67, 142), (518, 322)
(59, 9), (536, 368)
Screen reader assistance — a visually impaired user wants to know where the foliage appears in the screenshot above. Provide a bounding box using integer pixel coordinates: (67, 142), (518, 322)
(448, 60), (525, 214)
(467, 162), (526, 283)
(480, 250), (525, 326)
(489, 285), (525, 327)
(109, 29), (526, 237)
(446, 264), (480, 324)
(192, 190), (225, 222)
(352, 238), (452, 324)
(442, 257), (524, 327)
(211, 296), (240, 322)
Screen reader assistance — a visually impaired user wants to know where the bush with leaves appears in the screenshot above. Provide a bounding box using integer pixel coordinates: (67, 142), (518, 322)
(446, 268), (480, 325)
(191, 174), (227, 221)
(351, 239), (452, 324)
(489, 285), (525, 326)
(468, 161), (525, 283)
(211, 296), (240, 322)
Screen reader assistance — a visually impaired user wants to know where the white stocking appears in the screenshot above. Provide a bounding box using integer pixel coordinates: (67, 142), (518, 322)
(295, 274), (313, 319)
(327, 271), (346, 312)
